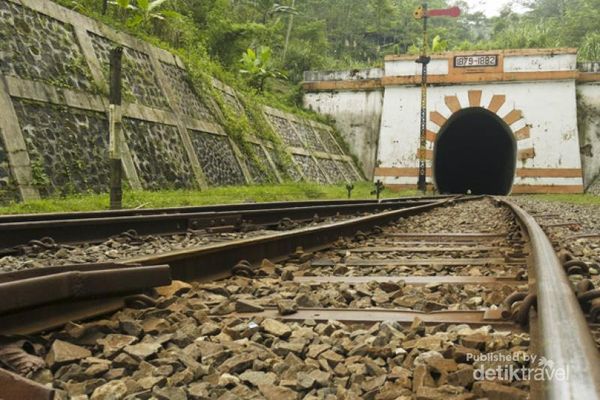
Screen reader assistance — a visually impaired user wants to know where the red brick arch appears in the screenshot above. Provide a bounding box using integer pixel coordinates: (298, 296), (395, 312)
(421, 90), (535, 162)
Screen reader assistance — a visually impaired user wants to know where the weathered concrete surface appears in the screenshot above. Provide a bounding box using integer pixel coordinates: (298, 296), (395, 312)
(577, 62), (600, 190)
(304, 81), (383, 179)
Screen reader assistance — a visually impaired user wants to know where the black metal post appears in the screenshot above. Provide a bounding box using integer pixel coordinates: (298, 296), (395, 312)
(371, 180), (384, 201)
(109, 47), (123, 210)
(346, 183), (354, 199)
(416, 3), (430, 194)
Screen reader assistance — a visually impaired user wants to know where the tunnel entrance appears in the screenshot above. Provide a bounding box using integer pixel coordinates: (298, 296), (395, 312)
(433, 107), (516, 195)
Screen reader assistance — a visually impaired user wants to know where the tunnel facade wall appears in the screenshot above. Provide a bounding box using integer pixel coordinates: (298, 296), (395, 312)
(304, 49), (600, 194)
(377, 80), (582, 193)
(0, 0), (362, 203)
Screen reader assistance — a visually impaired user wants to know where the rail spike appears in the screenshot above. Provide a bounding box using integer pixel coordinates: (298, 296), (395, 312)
(564, 259), (590, 276)
(231, 260), (255, 278)
(589, 299), (600, 323)
(502, 291), (537, 327)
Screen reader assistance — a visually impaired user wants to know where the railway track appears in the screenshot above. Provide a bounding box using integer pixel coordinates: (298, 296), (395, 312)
(0, 196), (599, 399)
(0, 197), (442, 252)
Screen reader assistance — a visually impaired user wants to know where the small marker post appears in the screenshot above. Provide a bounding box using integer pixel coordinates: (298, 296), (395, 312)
(371, 180), (384, 201)
(346, 182), (354, 199)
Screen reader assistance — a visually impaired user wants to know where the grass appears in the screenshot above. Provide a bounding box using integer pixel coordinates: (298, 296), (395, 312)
(519, 194), (600, 205)
(2, 183), (596, 215)
(0, 182), (419, 215)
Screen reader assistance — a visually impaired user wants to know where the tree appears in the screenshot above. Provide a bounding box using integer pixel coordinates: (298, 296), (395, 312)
(65, 0), (599, 95)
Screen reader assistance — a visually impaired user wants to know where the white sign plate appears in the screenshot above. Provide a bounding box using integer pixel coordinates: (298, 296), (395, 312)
(454, 55), (498, 68)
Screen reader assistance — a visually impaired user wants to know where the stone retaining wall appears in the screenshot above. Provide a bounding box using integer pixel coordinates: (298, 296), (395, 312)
(0, 0), (362, 202)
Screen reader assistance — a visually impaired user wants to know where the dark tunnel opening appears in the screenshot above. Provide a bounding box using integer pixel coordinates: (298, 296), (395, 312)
(433, 107), (516, 195)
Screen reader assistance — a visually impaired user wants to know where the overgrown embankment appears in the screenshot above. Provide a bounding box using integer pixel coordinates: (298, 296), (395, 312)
(0, 0), (363, 206)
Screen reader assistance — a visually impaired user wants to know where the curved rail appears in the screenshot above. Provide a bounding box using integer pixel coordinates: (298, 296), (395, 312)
(500, 198), (600, 399)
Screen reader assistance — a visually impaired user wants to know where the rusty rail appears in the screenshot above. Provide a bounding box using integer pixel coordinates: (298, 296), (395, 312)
(500, 198), (600, 399)
(0, 198), (441, 250)
(0, 196), (449, 223)
(0, 368), (54, 400)
(0, 265), (171, 315)
(0, 262), (137, 283)
(127, 198), (458, 281)
(0, 264), (171, 336)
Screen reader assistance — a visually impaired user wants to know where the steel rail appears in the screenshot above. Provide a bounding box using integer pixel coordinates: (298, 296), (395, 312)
(0, 196), (449, 223)
(0, 265), (171, 315)
(0, 368), (54, 400)
(0, 198), (457, 337)
(127, 198), (457, 281)
(0, 199), (439, 250)
(0, 262), (135, 283)
(0, 297), (127, 336)
(500, 198), (600, 399)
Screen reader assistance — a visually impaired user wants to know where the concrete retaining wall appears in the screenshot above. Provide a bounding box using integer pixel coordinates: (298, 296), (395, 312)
(578, 86), (600, 189)
(303, 68), (383, 179)
(0, 0), (362, 203)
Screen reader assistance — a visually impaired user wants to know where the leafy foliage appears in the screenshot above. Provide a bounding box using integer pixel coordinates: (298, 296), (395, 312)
(431, 35), (448, 52)
(239, 46), (287, 92)
(580, 33), (600, 62)
(57, 0), (599, 103)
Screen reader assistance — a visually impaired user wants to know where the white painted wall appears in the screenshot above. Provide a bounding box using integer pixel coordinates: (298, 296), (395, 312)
(376, 80), (583, 189)
(304, 90), (383, 178)
(385, 58), (448, 76)
(504, 54), (576, 72)
(577, 82), (600, 188)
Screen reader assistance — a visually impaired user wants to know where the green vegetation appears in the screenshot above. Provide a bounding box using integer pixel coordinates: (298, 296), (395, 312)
(239, 46), (287, 92)
(56, 0), (600, 112)
(36, 1), (597, 212)
(523, 194), (600, 205)
(0, 183), (417, 215)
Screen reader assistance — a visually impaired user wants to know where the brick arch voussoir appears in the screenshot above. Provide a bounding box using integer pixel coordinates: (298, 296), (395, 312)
(426, 91), (532, 161)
